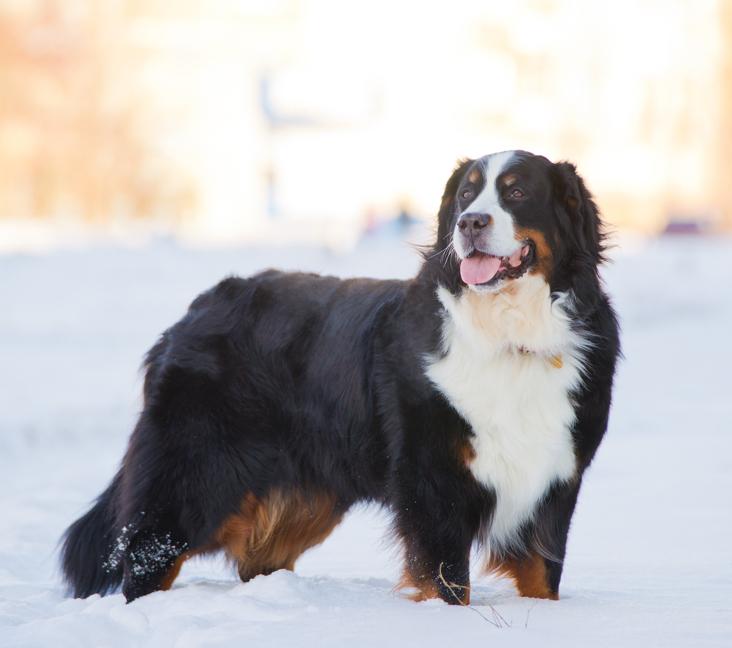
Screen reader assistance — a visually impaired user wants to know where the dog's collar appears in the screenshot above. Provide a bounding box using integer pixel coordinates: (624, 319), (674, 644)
(517, 346), (564, 369)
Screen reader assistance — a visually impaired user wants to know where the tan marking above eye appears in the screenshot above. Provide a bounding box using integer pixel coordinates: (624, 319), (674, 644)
(467, 168), (482, 184)
(502, 173), (519, 187)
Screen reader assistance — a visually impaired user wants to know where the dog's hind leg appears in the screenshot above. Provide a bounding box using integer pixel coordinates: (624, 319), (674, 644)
(214, 490), (344, 583)
(115, 350), (304, 599)
(118, 517), (190, 602)
(112, 412), (247, 601)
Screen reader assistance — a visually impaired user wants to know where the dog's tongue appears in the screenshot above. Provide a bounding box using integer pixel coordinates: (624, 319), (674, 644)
(460, 254), (501, 285)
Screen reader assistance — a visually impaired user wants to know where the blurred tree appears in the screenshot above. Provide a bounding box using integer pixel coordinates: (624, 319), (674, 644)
(0, 0), (196, 222)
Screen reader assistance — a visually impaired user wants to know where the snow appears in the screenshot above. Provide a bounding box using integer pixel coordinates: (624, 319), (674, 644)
(1, 234), (731, 647)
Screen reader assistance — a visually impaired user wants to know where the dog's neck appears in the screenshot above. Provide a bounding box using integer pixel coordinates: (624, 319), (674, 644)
(436, 274), (582, 360)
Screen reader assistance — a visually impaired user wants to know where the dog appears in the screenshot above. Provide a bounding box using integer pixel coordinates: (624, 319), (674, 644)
(61, 150), (620, 604)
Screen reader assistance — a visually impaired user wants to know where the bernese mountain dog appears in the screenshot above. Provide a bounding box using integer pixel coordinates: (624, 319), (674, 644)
(61, 150), (620, 604)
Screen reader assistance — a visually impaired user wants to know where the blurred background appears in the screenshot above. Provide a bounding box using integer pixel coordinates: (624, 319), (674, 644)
(0, 0), (728, 251)
(2, 4), (732, 641)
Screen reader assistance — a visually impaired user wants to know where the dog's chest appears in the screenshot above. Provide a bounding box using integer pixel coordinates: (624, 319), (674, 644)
(425, 281), (583, 547)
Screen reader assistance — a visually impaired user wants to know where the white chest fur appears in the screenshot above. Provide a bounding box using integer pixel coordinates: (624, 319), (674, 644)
(425, 276), (587, 549)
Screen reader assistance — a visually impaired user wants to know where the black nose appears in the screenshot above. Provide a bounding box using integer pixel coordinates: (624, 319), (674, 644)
(457, 213), (492, 231)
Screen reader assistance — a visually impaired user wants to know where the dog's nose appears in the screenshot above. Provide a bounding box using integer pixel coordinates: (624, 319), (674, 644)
(457, 213), (492, 231)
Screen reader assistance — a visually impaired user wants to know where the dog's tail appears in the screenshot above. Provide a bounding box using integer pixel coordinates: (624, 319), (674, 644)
(60, 472), (123, 598)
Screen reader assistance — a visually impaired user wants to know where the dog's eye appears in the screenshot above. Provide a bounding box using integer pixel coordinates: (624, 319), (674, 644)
(507, 187), (525, 200)
(460, 189), (474, 201)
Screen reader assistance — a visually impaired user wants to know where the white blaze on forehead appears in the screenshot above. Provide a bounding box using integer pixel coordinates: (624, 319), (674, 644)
(457, 150), (519, 257)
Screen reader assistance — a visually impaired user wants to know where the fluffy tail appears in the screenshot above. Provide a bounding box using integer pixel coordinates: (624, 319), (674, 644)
(61, 473), (123, 597)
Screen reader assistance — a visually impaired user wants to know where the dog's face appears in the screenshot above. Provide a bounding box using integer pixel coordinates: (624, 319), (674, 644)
(437, 150), (602, 294)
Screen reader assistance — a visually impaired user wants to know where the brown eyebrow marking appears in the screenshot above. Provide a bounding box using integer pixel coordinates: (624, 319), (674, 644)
(501, 173), (519, 187)
(468, 168), (482, 184)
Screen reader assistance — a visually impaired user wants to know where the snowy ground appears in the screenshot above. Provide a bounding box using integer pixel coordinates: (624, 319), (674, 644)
(1, 233), (731, 647)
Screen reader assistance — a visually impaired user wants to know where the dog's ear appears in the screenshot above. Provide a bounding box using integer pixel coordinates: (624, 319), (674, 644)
(552, 161), (605, 264)
(434, 158), (474, 245)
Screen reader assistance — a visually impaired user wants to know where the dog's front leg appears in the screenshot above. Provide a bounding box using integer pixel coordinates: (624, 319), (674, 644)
(399, 529), (473, 604)
(392, 459), (481, 605)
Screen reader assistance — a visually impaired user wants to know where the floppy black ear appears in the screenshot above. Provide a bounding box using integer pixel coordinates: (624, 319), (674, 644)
(434, 158), (474, 247)
(552, 161), (605, 264)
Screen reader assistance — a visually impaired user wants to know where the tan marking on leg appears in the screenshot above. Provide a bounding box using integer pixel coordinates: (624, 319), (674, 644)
(489, 552), (558, 600)
(397, 565), (471, 604)
(396, 570), (440, 602)
(158, 552), (194, 591)
(214, 490), (343, 582)
(214, 492), (259, 559)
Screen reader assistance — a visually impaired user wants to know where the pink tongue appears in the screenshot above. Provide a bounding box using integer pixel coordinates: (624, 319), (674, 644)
(460, 255), (502, 285)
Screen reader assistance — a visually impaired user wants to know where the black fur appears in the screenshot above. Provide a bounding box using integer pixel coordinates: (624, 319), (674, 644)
(61, 473), (123, 597)
(61, 151), (620, 603)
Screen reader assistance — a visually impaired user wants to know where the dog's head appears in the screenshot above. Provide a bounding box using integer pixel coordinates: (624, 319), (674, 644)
(432, 151), (604, 295)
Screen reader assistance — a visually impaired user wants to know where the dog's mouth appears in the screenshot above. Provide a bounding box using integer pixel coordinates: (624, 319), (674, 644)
(459, 241), (535, 286)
